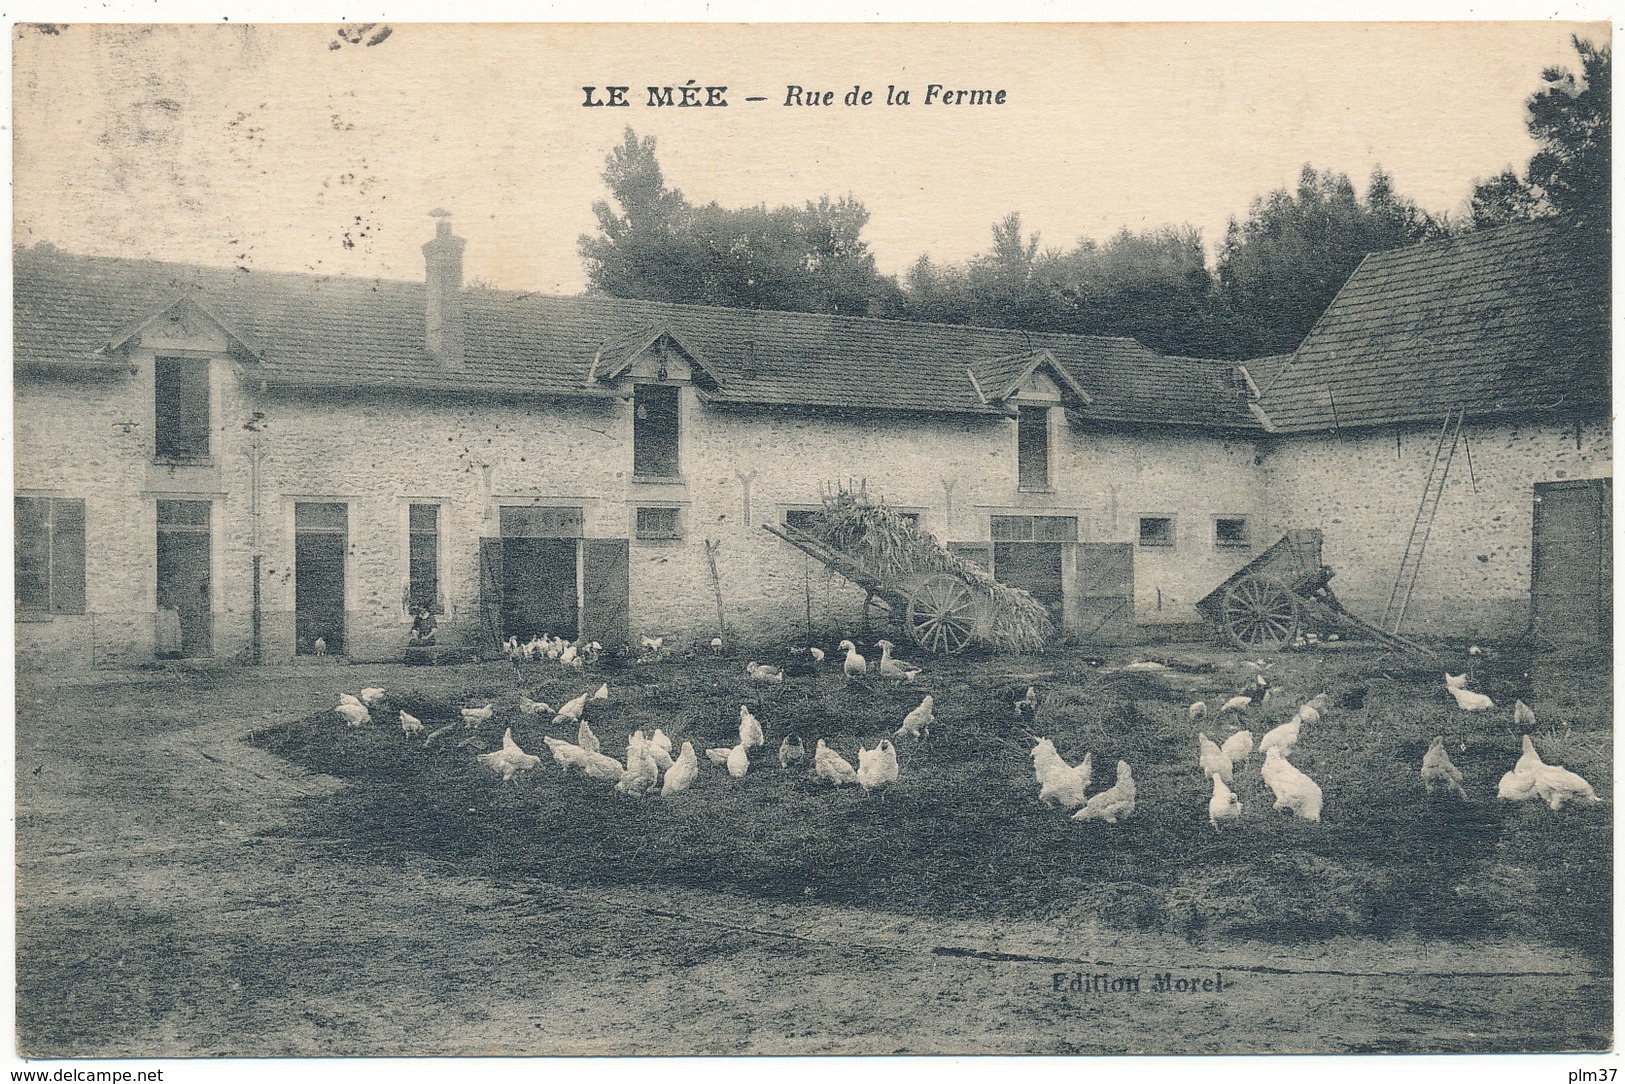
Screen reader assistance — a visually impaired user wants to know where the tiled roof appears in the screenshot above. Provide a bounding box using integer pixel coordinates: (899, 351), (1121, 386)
(1254, 220), (1610, 433)
(14, 244), (1261, 429)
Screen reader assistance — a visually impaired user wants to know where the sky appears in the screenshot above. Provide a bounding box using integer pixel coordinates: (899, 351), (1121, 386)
(10, 20), (1609, 295)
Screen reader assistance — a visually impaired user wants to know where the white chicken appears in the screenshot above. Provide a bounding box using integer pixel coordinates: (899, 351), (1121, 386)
(1072, 761), (1136, 824)
(615, 734), (660, 796)
(1257, 715), (1301, 758)
(1261, 747), (1322, 821)
(1220, 729), (1254, 765)
(1532, 762), (1601, 811)
(592, 683), (609, 701)
(1497, 734), (1545, 801)
(1514, 699), (1537, 729)
(335, 701), (371, 728)
(576, 719), (602, 756)
(896, 695), (935, 739)
(1208, 776), (1242, 830)
(1188, 701), (1208, 721)
(1445, 673), (1495, 711)
(650, 728), (673, 756)
(1031, 738), (1091, 810)
(873, 640), (922, 681)
(661, 741), (699, 796)
(542, 735), (590, 772)
(812, 739), (859, 787)
(640, 635), (665, 654)
(839, 640), (868, 679)
(856, 740), (901, 790)
(580, 749), (627, 784)
(559, 644), (579, 668)
(553, 691), (590, 725)
(460, 703), (494, 728)
(637, 729), (674, 772)
(399, 710), (424, 737)
(746, 662), (785, 684)
(778, 735), (806, 769)
(360, 686), (386, 707)
(478, 728), (543, 782)
(1219, 695), (1253, 713)
(518, 695), (551, 716)
(1197, 732), (1233, 786)
(738, 705), (766, 750)
(335, 693), (362, 708)
(808, 647), (826, 663)
(1421, 736), (1466, 798)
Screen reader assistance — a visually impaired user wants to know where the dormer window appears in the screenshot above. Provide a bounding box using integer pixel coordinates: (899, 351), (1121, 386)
(154, 356), (210, 460)
(633, 383), (680, 479)
(1017, 406), (1051, 491)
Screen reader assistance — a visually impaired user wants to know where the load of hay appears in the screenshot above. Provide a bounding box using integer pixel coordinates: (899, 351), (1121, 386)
(799, 484), (1053, 652)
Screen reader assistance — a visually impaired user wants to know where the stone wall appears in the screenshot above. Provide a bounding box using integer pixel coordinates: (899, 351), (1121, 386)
(15, 339), (1270, 664)
(1257, 416), (1613, 639)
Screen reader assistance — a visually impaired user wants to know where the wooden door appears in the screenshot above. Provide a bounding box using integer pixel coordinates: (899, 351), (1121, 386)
(582, 538), (631, 649)
(1076, 542), (1136, 644)
(1531, 479), (1611, 647)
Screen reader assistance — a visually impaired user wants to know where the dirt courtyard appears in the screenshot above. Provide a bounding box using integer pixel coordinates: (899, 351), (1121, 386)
(12, 653), (1612, 1058)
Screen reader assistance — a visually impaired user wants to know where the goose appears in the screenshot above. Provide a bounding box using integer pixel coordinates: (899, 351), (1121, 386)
(838, 640), (868, 679)
(873, 640), (922, 681)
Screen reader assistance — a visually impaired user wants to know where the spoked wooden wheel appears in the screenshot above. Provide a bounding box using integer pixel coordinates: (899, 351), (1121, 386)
(903, 573), (982, 655)
(1220, 575), (1300, 652)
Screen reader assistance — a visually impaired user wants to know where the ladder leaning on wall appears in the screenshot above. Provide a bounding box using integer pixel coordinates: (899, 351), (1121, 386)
(1382, 406), (1466, 636)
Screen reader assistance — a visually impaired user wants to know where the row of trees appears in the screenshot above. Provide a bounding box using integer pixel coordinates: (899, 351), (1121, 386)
(578, 37), (1608, 360)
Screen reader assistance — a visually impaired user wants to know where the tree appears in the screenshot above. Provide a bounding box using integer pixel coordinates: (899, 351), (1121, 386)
(1469, 35), (1609, 232)
(1215, 165), (1444, 356)
(578, 128), (895, 314)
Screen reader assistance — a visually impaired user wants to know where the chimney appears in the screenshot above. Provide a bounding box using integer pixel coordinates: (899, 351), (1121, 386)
(422, 208), (466, 367)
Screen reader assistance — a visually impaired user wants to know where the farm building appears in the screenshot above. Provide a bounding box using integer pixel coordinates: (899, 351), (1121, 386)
(11, 216), (1609, 667)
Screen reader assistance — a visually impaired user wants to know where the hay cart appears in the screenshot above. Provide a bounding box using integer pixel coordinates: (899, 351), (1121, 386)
(1194, 528), (1436, 658)
(761, 520), (993, 654)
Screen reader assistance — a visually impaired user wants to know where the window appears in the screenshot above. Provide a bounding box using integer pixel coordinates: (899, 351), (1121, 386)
(991, 515), (1078, 542)
(154, 356), (210, 459)
(1017, 406), (1051, 490)
(15, 497), (86, 615)
(1138, 516), (1176, 548)
(633, 383), (680, 478)
(408, 504), (440, 612)
(1214, 516), (1251, 549)
(635, 506), (681, 540)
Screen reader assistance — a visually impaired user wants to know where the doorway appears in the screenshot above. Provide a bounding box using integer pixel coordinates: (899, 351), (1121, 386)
(502, 538), (579, 641)
(156, 499), (212, 657)
(295, 502), (347, 654)
(990, 515), (1077, 628)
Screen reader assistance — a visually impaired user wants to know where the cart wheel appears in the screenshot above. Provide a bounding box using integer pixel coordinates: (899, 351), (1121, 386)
(903, 573), (981, 655)
(1220, 575), (1300, 652)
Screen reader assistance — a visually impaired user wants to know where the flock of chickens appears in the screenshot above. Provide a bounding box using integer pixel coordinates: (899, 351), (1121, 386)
(325, 640), (1604, 828)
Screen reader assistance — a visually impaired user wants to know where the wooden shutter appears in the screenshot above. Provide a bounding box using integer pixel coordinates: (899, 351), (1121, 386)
(478, 538), (505, 653)
(14, 497), (50, 613)
(581, 538), (630, 649)
(49, 498), (86, 615)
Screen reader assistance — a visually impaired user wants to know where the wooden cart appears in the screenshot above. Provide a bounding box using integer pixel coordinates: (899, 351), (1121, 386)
(1194, 529), (1437, 658)
(760, 521), (994, 654)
